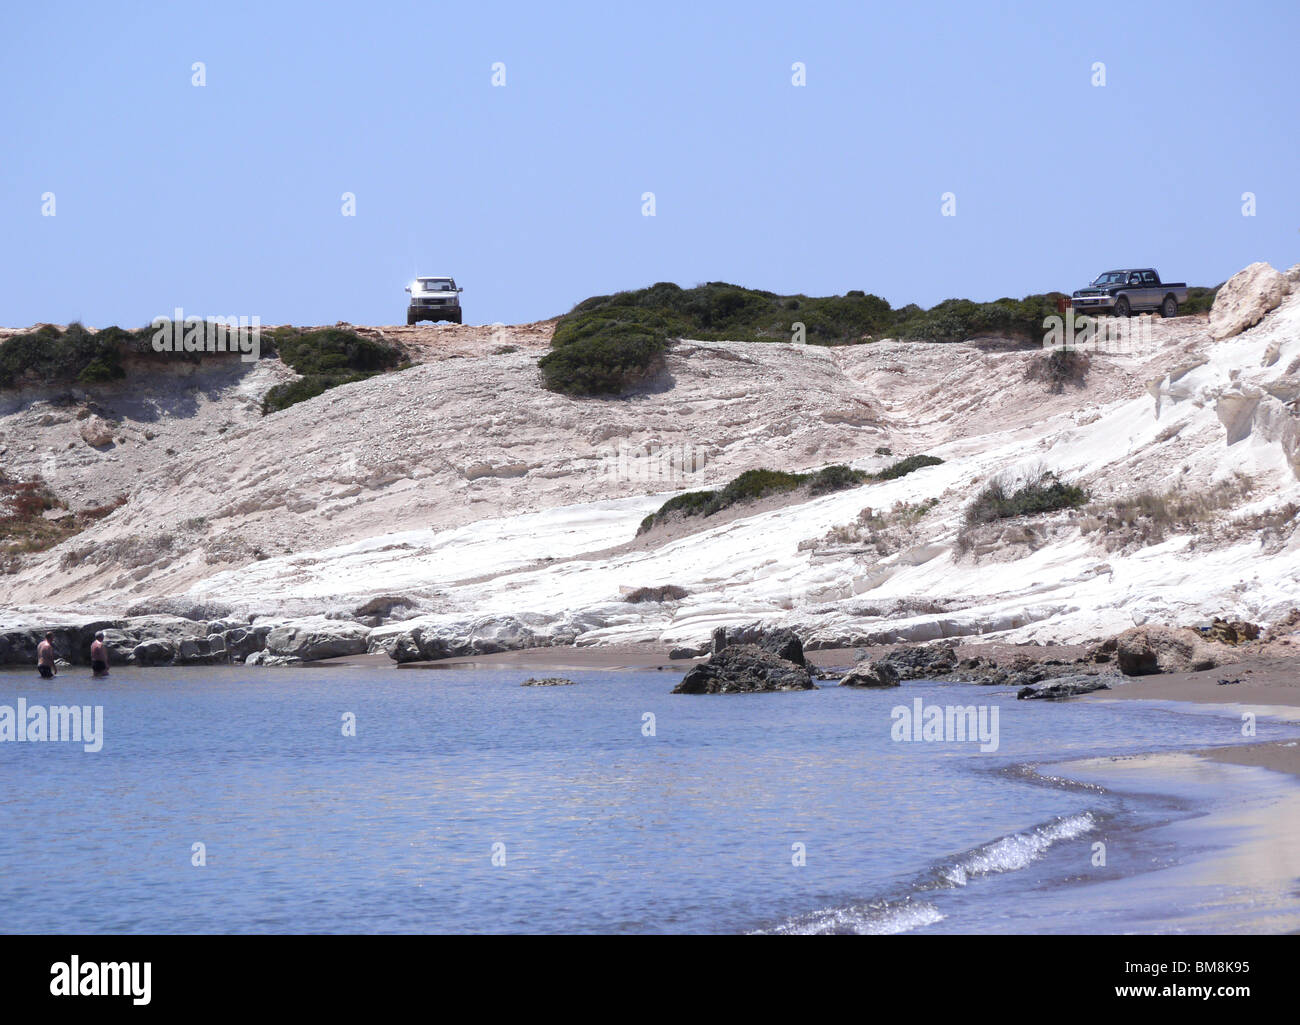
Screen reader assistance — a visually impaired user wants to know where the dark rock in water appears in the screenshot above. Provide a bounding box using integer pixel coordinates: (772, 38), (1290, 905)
(674, 644), (814, 694)
(710, 625), (807, 666)
(522, 676), (576, 687)
(878, 641), (959, 680)
(1017, 677), (1111, 700)
(838, 662), (900, 688)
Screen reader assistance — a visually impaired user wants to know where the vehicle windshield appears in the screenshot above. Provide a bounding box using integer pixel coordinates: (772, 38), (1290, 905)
(1091, 271), (1126, 286)
(417, 279), (455, 291)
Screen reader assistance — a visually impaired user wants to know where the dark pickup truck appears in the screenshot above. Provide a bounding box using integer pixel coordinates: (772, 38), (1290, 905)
(1071, 269), (1188, 318)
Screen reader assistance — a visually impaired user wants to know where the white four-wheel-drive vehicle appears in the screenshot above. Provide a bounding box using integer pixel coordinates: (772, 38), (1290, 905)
(405, 276), (463, 324)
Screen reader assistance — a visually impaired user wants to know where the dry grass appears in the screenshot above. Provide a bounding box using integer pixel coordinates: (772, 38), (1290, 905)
(809, 497), (940, 555)
(0, 475), (126, 572)
(1078, 475), (1295, 551)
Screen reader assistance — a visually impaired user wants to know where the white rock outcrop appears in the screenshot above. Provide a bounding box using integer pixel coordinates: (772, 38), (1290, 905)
(1208, 261), (1291, 340)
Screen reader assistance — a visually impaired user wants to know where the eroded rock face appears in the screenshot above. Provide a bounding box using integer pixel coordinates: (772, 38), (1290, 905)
(673, 644), (814, 694)
(1115, 626), (1228, 675)
(838, 662), (900, 688)
(1209, 262), (1291, 340)
(370, 611), (608, 663)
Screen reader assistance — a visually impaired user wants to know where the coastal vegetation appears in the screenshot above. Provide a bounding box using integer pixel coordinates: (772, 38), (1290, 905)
(636, 456), (944, 535)
(538, 280), (1225, 397)
(637, 466), (867, 534)
(0, 472), (124, 571)
(1078, 475), (1297, 552)
(964, 469), (1089, 526)
(1026, 347), (1091, 393)
(261, 327), (407, 413)
(625, 585), (690, 603)
(0, 323), (145, 388)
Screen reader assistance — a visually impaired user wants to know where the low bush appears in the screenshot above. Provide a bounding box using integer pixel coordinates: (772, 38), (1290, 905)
(1026, 347), (1090, 394)
(624, 584), (690, 603)
(261, 327), (406, 413)
(872, 454), (944, 481)
(965, 469), (1089, 526)
(637, 465), (867, 534)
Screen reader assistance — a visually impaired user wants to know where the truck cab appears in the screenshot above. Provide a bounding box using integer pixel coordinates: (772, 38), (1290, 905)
(405, 276), (463, 325)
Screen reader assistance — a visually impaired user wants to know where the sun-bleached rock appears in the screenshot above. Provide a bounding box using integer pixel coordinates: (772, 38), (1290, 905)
(78, 415), (115, 447)
(1208, 262), (1290, 340)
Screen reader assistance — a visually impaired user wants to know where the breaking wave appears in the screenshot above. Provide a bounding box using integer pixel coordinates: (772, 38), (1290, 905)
(763, 811), (1098, 934)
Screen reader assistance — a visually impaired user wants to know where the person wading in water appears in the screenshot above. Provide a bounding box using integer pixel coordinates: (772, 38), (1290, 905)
(36, 632), (58, 679)
(90, 632), (110, 677)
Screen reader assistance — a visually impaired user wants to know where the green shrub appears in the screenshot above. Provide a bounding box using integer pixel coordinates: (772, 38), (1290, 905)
(0, 323), (130, 388)
(873, 454), (944, 481)
(1182, 286), (1221, 316)
(637, 465), (866, 534)
(543, 282), (1092, 397)
(808, 464), (870, 495)
(539, 308), (671, 396)
(624, 584), (690, 603)
(261, 328), (406, 413)
(965, 470), (1089, 526)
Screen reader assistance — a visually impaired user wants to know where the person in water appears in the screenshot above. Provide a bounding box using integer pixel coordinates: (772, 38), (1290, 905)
(90, 632), (110, 677)
(36, 632), (57, 679)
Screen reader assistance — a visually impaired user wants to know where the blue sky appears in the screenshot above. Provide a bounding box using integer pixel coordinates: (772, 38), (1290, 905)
(1, 0), (1297, 328)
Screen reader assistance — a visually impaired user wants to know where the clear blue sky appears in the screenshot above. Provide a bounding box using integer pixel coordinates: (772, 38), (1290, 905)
(2, 0), (1297, 328)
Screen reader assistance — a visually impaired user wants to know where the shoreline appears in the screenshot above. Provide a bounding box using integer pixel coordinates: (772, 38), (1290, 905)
(1041, 750), (1300, 933)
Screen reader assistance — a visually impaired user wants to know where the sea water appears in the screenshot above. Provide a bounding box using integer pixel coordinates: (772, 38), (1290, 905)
(0, 666), (1296, 933)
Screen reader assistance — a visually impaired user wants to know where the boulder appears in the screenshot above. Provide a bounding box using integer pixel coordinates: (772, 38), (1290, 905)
(1208, 262), (1290, 341)
(1202, 617), (1261, 646)
(245, 651), (303, 667)
(264, 621), (370, 661)
(132, 638), (175, 666)
(838, 662), (900, 688)
(521, 676), (576, 687)
(222, 625), (272, 660)
(673, 644), (814, 694)
(710, 624), (807, 666)
(79, 415), (115, 447)
(878, 641), (959, 680)
(1115, 626), (1227, 676)
(1017, 677), (1112, 700)
(669, 645), (708, 660)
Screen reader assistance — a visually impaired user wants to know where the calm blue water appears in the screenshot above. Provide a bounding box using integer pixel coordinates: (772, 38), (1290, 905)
(1, 665), (1296, 933)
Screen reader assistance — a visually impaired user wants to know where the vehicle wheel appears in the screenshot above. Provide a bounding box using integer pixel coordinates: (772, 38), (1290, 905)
(451, 312), (462, 324)
(1160, 295), (1178, 318)
(407, 313), (416, 326)
(1113, 296), (1131, 318)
